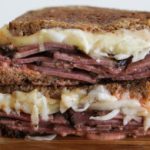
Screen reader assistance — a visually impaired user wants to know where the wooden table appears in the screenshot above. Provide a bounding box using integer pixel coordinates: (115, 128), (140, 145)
(0, 137), (150, 150)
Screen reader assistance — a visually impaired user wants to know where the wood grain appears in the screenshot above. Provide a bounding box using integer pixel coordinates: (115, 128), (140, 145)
(0, 137), (150, 150)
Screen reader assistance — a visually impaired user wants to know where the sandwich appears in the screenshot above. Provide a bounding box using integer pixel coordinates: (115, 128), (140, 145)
(0, 6), (150, 140)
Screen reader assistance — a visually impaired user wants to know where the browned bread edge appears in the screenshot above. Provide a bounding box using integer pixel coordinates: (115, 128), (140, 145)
(9, 6), (150, 36)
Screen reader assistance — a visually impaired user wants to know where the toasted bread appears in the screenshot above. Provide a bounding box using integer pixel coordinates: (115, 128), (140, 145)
(9, 6), (150, 36)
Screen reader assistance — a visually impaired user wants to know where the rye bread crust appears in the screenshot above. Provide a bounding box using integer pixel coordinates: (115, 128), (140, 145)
(9, 6), (150, 36)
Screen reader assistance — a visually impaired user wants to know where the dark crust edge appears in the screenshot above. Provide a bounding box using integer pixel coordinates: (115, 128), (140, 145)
(9, 6), (150, 36)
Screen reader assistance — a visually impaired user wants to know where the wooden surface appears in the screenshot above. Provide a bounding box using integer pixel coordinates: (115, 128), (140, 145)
(1, 137), (150, 150)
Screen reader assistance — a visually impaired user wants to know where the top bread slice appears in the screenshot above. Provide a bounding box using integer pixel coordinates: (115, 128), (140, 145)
(9, 6), (150, 36)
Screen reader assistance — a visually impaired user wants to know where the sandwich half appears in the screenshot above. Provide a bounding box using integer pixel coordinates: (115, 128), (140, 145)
(0, 6), (150, 140)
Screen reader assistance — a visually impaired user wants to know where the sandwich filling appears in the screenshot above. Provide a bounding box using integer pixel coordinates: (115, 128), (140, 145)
(0, 84), (150, 139)
(1, 26), (150, 62)
(0, 85), (149, 129)
(0, 27), (150, 85)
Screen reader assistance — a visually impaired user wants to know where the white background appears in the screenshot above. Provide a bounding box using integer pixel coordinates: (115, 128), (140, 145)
(0, 0), (150, 27)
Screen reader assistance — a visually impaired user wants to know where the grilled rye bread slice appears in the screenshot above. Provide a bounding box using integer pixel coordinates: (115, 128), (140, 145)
(9, 6), (150, 36)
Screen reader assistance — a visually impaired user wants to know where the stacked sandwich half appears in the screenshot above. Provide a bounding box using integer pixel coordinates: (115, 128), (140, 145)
(0, 6), (150, 140)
